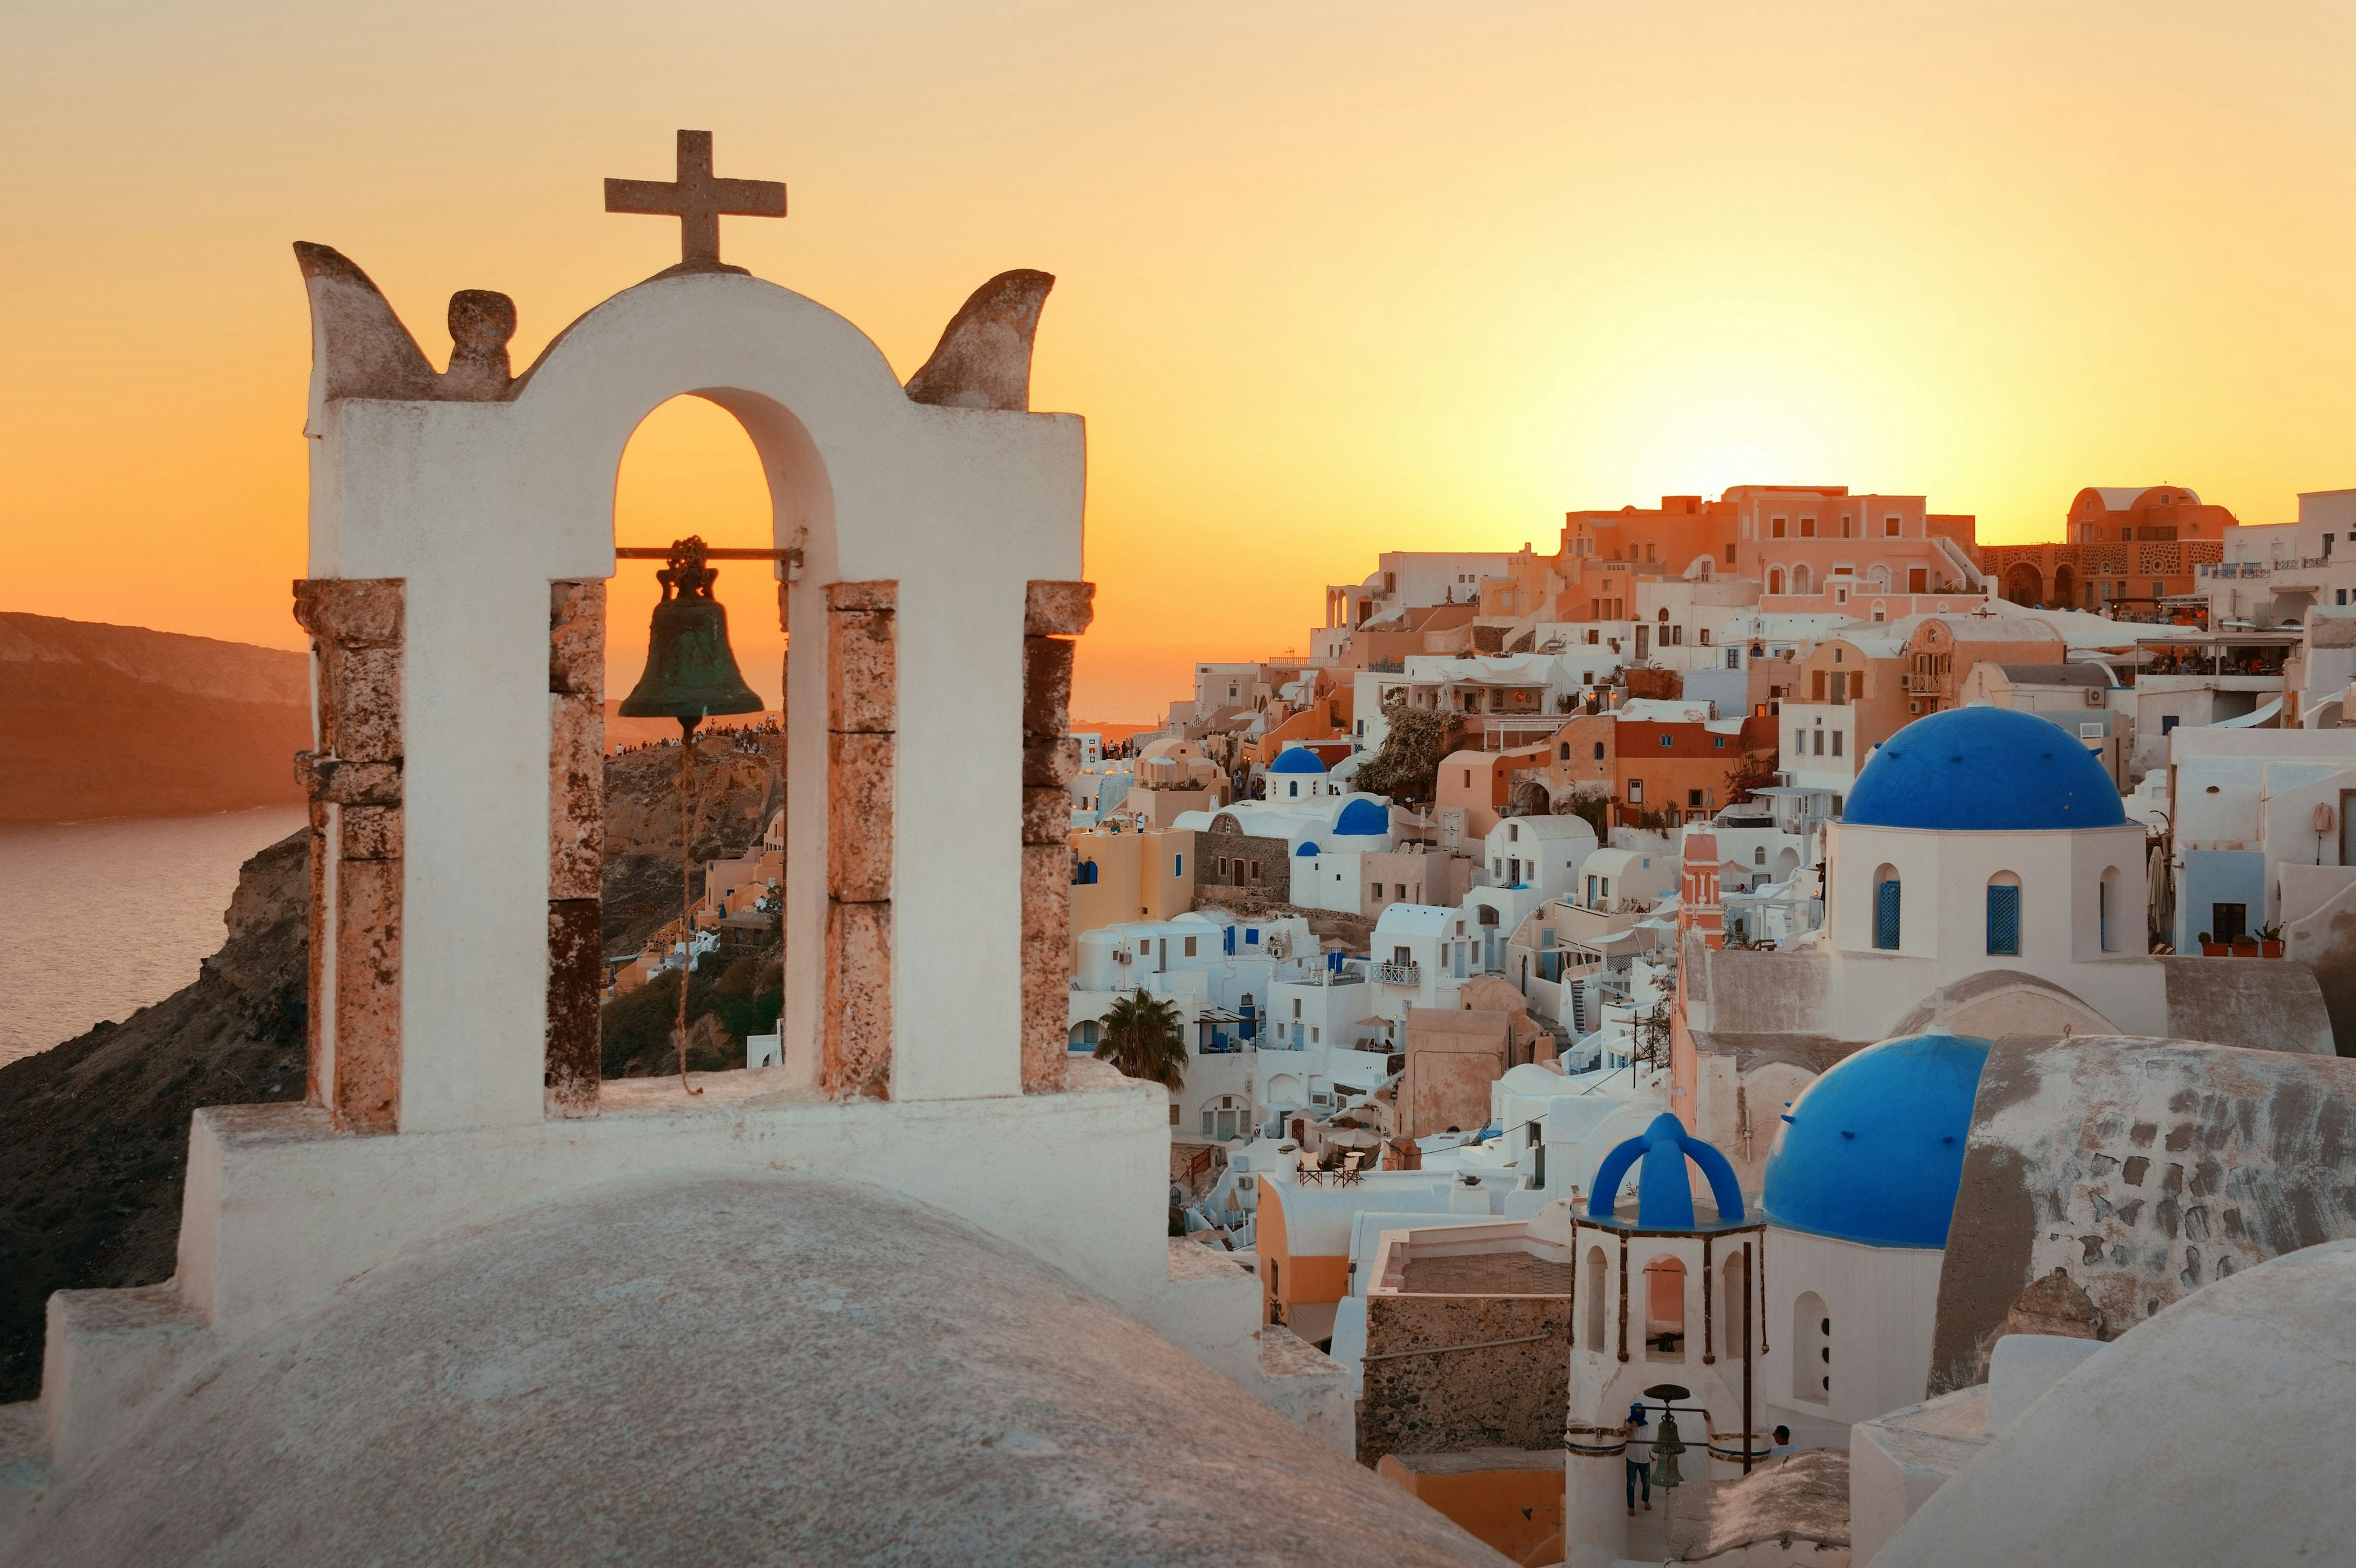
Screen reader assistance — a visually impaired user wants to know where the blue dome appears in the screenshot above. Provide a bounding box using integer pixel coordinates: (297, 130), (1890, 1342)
(1763, 1034), (1992, 1248)
(1268, 747), (1328, 774)
(1845, 706), (2125, 831)
(1295, 841), (1319, 856)
(1334, 798), (1388, 836)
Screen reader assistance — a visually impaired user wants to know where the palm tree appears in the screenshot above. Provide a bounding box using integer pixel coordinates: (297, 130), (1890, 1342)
(1093, 988), (1188, 1091)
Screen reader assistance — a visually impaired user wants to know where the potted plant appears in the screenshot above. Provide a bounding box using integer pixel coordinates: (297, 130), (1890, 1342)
(2230, 933), (2260, 958)
(2258, 922), (2285, 959)
(2198, 931), (2225, 957)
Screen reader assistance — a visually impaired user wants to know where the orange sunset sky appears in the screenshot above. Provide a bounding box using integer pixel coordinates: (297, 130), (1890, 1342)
(7, 2), (2356, 720)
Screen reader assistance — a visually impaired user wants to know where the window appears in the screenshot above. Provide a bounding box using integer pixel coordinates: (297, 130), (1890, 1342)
(1593, 741), (1606, 761)
(1800, 518), (1817, 538)
(1642, 1256), (1687, 1359)
(1885, 516), (1901, 537)
(1831, 732), (1842, 756)
(1174, 854), (1184, 877)
(1183, 934), (1198, 957)
(1795, 1291), (1831, 1402)
(1724, 544), (1736, 565)
(1699, 628), (1711, 645)
(2162, 714), (2180, 735)
(1769, 568), (1785, 594)
(1754, 846), (1766, 866)
(1660, 734), (1673, 748)
(1772, 517), (1787, 538)
(1874, 867), (1901, 950)
(2099, 866), (2120, 952)
(1812, 729), (1823, 756)
(1584, 1247), (1609, 1349)
(1687, 788), (1704, 808)
(1714, 736), (1725, 749)
(1812, 671), (1827, 702)
(1560, 742), (1571, 761)
(2211, 902), (2247, 944)
(1987, 873), (2022, 955)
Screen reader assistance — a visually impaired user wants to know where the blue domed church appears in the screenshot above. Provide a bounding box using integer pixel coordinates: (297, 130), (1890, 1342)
(1818, 705), (2162, 1042)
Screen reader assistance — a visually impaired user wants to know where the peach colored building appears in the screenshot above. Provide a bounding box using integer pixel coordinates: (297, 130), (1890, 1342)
(1981, 485), (2231, 613)
(1901, 615), (2066, 715)
(1473, 485), (1988, 631)
(1068, 825), (1195, 949)
(1529, 704), (1776, 829)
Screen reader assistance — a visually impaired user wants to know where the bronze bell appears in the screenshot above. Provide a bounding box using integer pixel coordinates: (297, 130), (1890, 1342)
(1652, 1410), (1686, 1489)
(618, 536), (764, 736)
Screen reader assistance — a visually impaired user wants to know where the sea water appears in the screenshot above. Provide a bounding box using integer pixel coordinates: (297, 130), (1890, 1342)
(0, 805), (307, 1066)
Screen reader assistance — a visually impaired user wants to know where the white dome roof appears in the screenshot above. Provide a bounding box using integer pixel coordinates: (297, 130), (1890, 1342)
(13, 1175), (1504, 1567)
(1880, 1239), (2356, 1567)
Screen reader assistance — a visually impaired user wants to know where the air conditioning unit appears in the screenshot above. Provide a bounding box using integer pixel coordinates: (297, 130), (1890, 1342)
(1114, 948), (1131, 964)
(2085, 686), (2106, 707)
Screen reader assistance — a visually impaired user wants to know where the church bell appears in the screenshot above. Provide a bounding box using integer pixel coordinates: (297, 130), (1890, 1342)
(1652, 1411), (1686, 1489)
(618, 536), (765, 734)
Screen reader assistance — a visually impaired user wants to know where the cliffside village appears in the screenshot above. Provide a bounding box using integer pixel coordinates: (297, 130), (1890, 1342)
(1039, 482), (2356, 1562)
(16, 153), (2355, 1567)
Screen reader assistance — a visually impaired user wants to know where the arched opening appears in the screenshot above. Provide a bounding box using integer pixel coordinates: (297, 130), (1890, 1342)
(1201, 1094), (1245, 1141)
(2003, 562), (2043, 606)
(1987, 870), (2022, 956)
(1723, 1250), (1749, 1358)
(610, 395), (785, 725)
(2052, 563), (2077, 608)
(1873, 863), (1902, 950)
(1584, 1246), (1608, 1350)
(1768, 567), (1786, 596)
(1791, 564), (1814, 596)
(1642, 1255), (1688, 1359)
(1794, 1290), (1830, 1402)
(2099, 865), (2122, 951)
(1865, 563), (1890, 591)
(1067, 1020), (1100, 1052)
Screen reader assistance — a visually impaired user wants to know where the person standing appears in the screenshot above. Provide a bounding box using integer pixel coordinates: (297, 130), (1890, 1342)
(1625, 1402), (1653, 1515)
(1771, 1424), (1795, 1463)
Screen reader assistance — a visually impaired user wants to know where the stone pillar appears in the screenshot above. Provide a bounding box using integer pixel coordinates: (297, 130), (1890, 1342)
(825, 581), (895, 1098)
(545, 579), (605, 1118)
(291, 578), (406, 1134)
(1021, 581), (1094, 1093)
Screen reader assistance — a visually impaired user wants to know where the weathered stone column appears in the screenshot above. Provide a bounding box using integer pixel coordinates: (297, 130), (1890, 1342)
(546, 579), (605, 1117)
(291, 578), (406, 1134)
(1022, 581), (1095, 1093)
(825, 581), (895, 1098)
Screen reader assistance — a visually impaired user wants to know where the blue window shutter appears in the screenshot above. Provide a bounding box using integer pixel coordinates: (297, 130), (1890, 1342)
(1987, 885), (2021, 955)
(1875, 880), (1901, 950)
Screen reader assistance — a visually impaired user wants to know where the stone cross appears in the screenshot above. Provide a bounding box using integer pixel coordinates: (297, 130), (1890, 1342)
(605, 129), (786, 274)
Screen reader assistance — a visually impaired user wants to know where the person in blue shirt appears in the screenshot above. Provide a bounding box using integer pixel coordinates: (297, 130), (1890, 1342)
(1626, 1402), (1653, 1515)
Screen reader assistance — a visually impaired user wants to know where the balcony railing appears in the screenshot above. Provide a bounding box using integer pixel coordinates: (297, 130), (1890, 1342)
(1374, 961), (1421, 985)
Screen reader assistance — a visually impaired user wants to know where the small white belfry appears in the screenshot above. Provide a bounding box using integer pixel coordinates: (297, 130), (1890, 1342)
(1563, 1113), (1768, 1567)
(2, 139), (1512, 1564)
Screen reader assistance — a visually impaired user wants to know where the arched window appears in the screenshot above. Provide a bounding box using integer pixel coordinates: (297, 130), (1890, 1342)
(1795, 1290), (1831, 1402)
(1584, 1246), (1608, 1350)
(1792, 564), (1814, 596)
(1768, 567), (1785, 596)
(1478, 906), (1499, 926)
(1723, 1250), (1749, 1358)
(1873, 864), (1901, 950)
(1753, 845), (1766, 866)
(1642, 1255), (1687, 1360)
(1987, 870), (2022, 956)
(2099, 866), (2122, 952)
(1593, 741), (1606, 761)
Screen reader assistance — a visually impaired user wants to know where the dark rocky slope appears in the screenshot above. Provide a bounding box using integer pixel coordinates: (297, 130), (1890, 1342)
(0, 736), (780, 1401)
